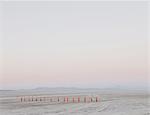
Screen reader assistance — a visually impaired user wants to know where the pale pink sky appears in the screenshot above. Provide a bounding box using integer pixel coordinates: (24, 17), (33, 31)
(0, 1), (149, 89)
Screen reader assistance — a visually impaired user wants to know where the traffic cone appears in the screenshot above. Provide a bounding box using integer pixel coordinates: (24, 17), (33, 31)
(78, 97), (80, 103)
(91, 98), (93, 102)
(73, 97), (75, 103)
(84, 97), (86, 103)
(66, 97), (68, 103)
(64, 97), (65, 102)
(96, 97), (98, 102)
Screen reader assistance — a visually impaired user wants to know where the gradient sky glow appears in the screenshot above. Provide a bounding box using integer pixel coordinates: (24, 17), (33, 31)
(0, 1), (148, 89)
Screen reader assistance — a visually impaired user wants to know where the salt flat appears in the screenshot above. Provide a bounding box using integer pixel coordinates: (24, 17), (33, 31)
(0, 88), (149, 115)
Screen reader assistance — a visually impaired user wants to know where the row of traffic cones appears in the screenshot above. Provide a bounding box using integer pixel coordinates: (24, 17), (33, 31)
(20, 96), (100, 103)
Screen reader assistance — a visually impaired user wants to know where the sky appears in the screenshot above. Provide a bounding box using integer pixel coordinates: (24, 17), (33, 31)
(0, 1), (149, 90)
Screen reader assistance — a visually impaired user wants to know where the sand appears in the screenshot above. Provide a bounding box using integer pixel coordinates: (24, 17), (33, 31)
(0, 89), (149, 115)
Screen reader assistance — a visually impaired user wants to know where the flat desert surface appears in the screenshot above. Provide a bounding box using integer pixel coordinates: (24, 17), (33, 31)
(0, 88), (150, 115)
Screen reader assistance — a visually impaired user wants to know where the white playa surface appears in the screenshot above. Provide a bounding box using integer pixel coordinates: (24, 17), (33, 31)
(0, 88), (150, 115)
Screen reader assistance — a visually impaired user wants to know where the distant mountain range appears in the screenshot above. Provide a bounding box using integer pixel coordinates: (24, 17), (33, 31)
(0, 86), (148, 92)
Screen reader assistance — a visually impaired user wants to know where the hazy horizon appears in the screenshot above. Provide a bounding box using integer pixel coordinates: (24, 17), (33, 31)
(0, 1), (149, 90)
